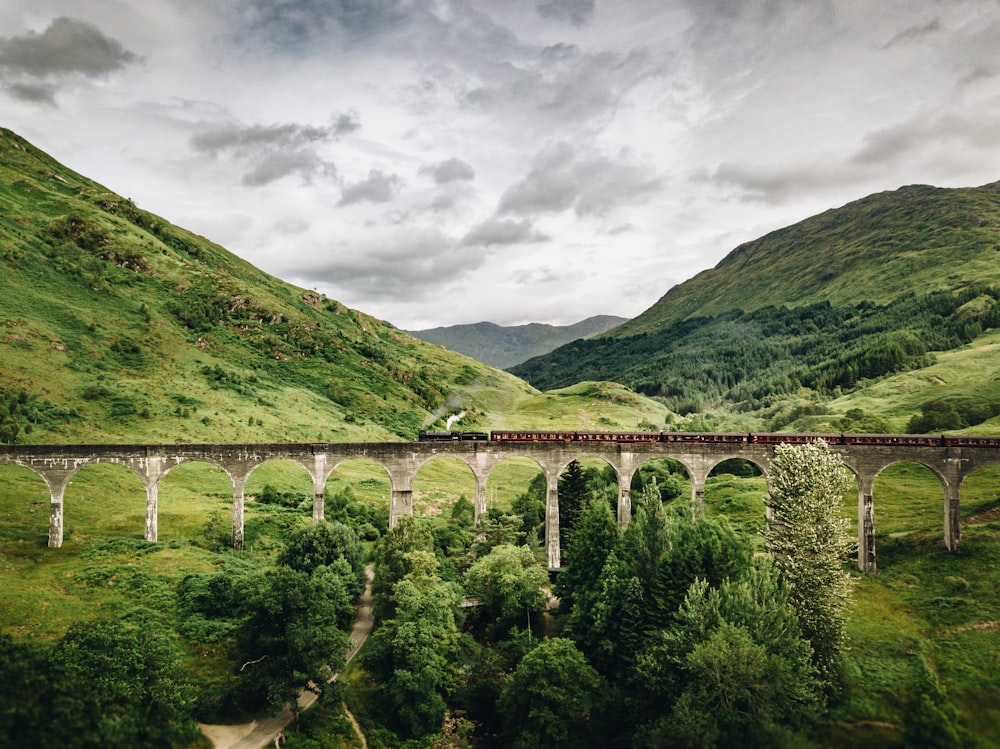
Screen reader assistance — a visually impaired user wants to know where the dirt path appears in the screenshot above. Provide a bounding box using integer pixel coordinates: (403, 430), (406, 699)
(199, 565), (375, 749)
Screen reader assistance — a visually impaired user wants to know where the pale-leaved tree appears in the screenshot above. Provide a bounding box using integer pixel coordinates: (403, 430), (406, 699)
(764, 439), (853, 690)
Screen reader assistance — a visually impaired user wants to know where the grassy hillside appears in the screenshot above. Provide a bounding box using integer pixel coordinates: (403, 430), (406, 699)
(613, 181), (1000, 337)
(407, 315), (627, 369)
(0, 127), (556, 444)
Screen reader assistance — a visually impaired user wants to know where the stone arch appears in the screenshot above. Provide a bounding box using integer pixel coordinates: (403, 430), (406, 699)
(0, 462), (50, 547)
(871, 459), (948, 563)
(412, 455), (478, 522)
(955, 462), (1000, 543)
(629, 455), (693, 517)
(61, 462), (147, 546)
(238, 458), (316, 550)
(325, 457), (392, 531)
(157, 459), (236, 548)
(484, 455), (547, 545)
(702, 455), (769, 538)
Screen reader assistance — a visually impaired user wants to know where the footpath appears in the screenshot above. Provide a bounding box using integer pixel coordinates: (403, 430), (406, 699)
(199, 565), (375, 749)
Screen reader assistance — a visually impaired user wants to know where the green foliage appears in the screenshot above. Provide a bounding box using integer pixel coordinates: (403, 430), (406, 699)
(464, 544), (549, 637)
(765, 440), (854, 690)
(232, 566), (351, 715)
(630, 560), (822, 748)
(907, 398), (1000, 433)
(371, 515), (435, 622)
(497, 637), (606, 749)
(277, 519), (366, 591)
(513, 287), (1000, 418)
(0, 614), (200, 749)
(557, 459), (589, 549)
(364, 552), (463, 739)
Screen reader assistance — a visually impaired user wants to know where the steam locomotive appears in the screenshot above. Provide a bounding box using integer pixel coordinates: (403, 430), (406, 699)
(417, 430), (1000, 448)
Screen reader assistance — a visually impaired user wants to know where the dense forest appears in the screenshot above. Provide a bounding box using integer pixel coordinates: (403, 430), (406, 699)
(511, 286), (1000, 431)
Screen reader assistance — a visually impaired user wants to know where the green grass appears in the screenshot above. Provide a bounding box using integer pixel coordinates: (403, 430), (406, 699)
(3, 456), (1000, 746)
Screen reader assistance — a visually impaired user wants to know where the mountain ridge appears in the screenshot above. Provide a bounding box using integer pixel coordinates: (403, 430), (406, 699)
(609, 181), (1000, 338)
(407, 315), (627, 369)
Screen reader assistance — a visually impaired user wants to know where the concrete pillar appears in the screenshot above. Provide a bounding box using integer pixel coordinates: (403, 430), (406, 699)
(944, 483), (961, 552)
(474, 480), (487, 523)
(690, 475), (707, 520)
(618, 473), (632, 528)
(144, 481), (158, 543)
(44, 470), (75, 549)
(858, 483), (876, 574)
(545, 471), (561, 569)
(312, 454), (328, 524)
(390, 489), (413, 529)
(48, 483), (67, 548)
(311, 476), (326, 524)
(232, 480), (245, 550)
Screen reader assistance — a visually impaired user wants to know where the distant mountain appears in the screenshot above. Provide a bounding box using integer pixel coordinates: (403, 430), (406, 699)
(512, 181), (1000, 434)
(407, 316), (627, 369)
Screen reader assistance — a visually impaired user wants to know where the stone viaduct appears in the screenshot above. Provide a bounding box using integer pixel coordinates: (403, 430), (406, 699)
(2, 439), (999, 572)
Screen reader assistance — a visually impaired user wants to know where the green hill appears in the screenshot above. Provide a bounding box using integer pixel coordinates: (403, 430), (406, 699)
(0, 128), (671, 444)
(612, 181), (1000, 337)
(512, 182), (1000, 433)
(407, 315), (627, 369)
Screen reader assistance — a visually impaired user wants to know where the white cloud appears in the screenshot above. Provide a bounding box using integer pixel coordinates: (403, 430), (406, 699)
(1, 0), (999, 329)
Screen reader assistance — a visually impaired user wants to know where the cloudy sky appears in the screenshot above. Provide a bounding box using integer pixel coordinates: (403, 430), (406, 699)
(3, 0), (1000, 329)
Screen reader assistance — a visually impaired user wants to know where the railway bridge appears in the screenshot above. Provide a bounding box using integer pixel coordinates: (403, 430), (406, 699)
(3, 439), (999, 572)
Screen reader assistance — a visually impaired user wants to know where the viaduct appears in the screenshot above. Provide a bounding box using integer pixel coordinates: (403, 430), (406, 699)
(2, 439), (1000, 573)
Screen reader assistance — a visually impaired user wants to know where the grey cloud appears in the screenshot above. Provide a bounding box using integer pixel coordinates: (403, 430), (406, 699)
(191, 119), (350, 186)
(459, 42), (661, 125)
(0, 17), (139, 78)
(6, 81), (57, 105)
(499, 142), (662, 217)
(461, 218), (550, 246)
(288, 229), (482, 303)
(339, 170), (401, 205)
(419, 158), (475, 184)
(242, 151), (335, 186)
(237, 0), (410, 49)
(536, 0), (596, 26)
(333, 111), (361, 136)
(192, 122), (335, 154)
(710, 105), (1000, 204)
(882, 18), (943, 49)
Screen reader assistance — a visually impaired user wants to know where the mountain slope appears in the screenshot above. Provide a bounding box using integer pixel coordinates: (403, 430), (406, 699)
(0, 127), (541, 444)
(611, 182), (1000, 337)
(407, 315), (627, 369)
(511, 181), (1000, 431)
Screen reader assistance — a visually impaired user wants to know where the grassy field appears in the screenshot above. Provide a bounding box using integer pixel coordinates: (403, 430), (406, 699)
(2, 457), (1000, 746)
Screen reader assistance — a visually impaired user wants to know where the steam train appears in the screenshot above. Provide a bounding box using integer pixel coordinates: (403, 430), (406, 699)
(417, 430), (1000, 448)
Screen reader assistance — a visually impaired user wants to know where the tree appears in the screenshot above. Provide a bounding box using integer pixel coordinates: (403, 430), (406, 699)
(649, 511), (752, 625)
(498, 637), (606, 749)
(630, 560), (822, 748)
(372, 514), (435, 621)
(764, 439), (854, 689)
(364, 552), (464, 739)
(556, 495), (621, 638)
(621, 480), (671, 590)
(278, 519), (365, 591)
(464, 544), (549, 637)
(558, 459), (590, 549)
(233, 567), (350, 714)
(42, 614), (198, 749)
